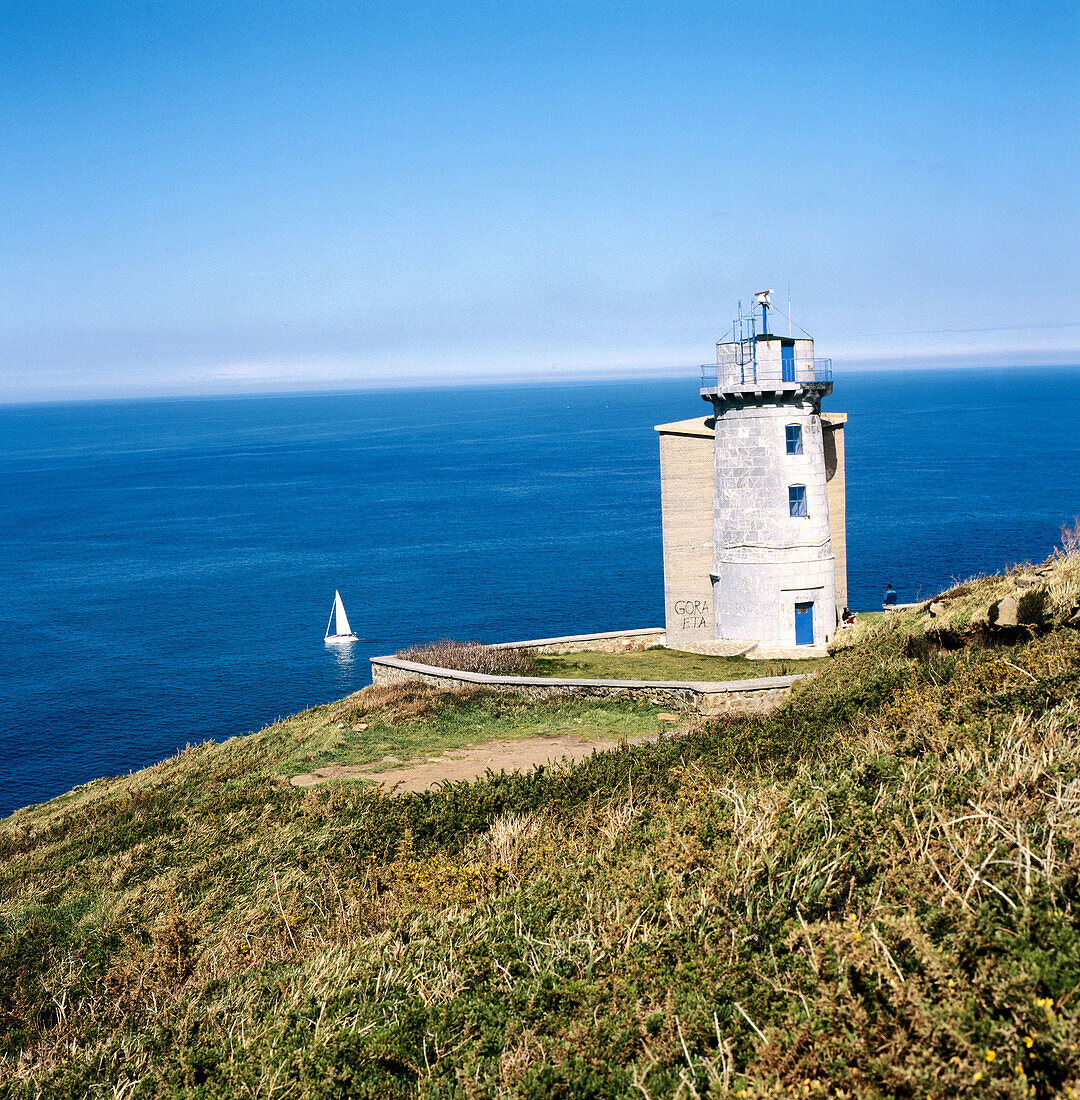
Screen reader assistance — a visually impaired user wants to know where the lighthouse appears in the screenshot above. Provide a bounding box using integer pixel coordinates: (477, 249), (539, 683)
(655, 293), (846, 652)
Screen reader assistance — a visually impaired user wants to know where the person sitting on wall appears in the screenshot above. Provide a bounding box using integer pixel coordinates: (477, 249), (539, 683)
(884, 584), (898, 608)
(842, 607), (857, 625)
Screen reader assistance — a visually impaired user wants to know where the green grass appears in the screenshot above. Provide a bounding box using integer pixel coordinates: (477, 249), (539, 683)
(3, 553), (1080, 1098)
(265, 686), (672, 778)
(531, 645), (827, 681)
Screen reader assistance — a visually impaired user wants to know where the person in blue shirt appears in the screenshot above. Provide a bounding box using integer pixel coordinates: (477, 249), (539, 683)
(884, 584), (898, 607)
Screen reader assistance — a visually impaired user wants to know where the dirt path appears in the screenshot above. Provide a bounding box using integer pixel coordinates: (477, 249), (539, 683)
(288, 730), (676, 793)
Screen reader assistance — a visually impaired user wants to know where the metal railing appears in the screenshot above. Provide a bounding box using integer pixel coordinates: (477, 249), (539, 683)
(701, 357), (832, 390)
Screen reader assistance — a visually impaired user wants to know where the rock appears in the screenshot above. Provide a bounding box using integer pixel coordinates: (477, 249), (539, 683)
(1065, 605), (1080, 629)
(657, 712), (680, 723)
(927, 601), (944, 618)
(989, 595), (1018, 628)
(353, 723), (368, 732)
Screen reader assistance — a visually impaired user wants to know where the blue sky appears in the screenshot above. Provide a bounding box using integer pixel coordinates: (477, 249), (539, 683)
(2, 0), (1077, 400)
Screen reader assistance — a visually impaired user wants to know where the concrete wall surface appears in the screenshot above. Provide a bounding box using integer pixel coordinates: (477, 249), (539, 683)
(823, 415), (847, 610)
(655, 419), (715, 647)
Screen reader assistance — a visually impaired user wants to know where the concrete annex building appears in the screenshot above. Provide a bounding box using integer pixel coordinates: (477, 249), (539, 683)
(656, 293), (847, 652)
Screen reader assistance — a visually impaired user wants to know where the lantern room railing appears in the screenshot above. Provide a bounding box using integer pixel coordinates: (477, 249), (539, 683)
(701, 357), (832, 391)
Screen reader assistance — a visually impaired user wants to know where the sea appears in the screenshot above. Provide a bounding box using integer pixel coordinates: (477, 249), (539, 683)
(2, 366), (1078, 818)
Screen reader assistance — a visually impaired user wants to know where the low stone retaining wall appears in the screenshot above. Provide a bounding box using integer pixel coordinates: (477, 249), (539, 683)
(493, 627), (666, 655)
(370, 629), (802, 716)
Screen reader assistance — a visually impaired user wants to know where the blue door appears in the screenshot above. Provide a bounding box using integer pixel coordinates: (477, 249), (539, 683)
(795, 602), (814, 645)
(782, 342), (795, 382)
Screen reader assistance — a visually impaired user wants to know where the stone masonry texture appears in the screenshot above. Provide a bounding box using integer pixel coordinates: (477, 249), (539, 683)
(712, 391), (837, 645)
(370, 656), (799, 717)
(656, 333), (846, 647)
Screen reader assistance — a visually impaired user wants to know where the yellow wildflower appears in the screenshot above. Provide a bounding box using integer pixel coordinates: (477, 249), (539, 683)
(986, 1050), (996, 1062)
(972, 1071), (982, 1083)
(1023, 1035), (1033, 1049)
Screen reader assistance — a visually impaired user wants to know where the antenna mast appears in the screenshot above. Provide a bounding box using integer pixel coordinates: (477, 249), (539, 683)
(754, 289), (773, 336)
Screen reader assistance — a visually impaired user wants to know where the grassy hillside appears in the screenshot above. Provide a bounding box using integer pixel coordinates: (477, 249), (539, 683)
(3, 555), (1080, 1098)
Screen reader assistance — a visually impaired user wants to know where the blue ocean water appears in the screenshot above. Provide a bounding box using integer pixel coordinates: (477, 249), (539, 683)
(2, 367), (1078, 817)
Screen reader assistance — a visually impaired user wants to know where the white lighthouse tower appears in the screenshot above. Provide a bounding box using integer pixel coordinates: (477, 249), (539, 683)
(655, 293), (846, 652)
(704, 292), (837, 646)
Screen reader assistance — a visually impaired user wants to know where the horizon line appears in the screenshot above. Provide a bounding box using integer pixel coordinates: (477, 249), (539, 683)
(4, 358), (1080, 408)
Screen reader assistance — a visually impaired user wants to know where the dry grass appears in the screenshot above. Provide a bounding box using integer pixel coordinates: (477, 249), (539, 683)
(1059, 516), (1080, 560)
(336, 680), (465, 723)
(832, 551), (1080, 656)
(395, 638), (539, 676)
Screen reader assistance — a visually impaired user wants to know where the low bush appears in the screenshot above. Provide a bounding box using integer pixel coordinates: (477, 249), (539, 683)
(395, 638), (538, 676)
(1060, 515), (1080, 559)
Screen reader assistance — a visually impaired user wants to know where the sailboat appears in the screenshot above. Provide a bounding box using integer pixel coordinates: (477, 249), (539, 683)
(324, 590), (358, 643)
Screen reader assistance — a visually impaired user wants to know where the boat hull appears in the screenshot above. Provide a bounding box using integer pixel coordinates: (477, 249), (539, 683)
(324, 634), (358, 644)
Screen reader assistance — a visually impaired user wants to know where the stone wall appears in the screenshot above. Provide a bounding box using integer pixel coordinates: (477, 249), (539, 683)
(369, 644), (803, 717)
(494, 628), (666, 655)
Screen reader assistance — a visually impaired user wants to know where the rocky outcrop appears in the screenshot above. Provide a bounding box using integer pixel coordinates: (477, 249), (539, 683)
(988, 595), (1019, 628)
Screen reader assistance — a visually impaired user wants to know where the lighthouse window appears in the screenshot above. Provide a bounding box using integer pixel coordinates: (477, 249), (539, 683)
(788, 485), (807, 517)
(785, 424), (803, 454)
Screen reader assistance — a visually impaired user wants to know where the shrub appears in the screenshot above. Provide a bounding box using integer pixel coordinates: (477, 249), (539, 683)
(395, 639), (538, 676)
(345, 681), (463, 722)
(1018, 585), (1051, 626)
(1059, 515), (1080, 559)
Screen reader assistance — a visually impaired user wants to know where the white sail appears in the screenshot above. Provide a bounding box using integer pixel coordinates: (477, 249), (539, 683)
(332, 590), (353, 637)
